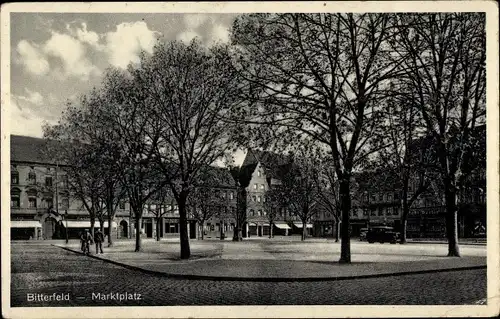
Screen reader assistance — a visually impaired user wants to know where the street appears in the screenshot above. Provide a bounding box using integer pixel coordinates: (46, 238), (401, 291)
(10, 243), (486, 306)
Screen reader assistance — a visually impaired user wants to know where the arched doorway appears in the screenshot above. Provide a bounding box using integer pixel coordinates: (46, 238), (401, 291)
(43, 217), (57, 239)
(119, 220), (128, 238)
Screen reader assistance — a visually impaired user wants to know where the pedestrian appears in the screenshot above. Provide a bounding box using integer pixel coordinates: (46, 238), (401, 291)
(95, 228), (104, 254)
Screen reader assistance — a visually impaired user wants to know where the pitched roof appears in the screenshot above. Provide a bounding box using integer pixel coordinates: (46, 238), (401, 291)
(10, 135), (56, 165)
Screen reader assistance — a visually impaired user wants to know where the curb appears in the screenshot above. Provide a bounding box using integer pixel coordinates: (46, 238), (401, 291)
(54, 245), (487, 283)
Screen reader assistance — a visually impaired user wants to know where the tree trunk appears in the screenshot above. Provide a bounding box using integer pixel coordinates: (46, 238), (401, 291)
(400, 201), (410, 244)
(90, 217), (95, 239)
(156, 217), (161, 241)
(233, 225), (239, 241)
(178, 193), (191, 259)
(220, 219), (224, 240)
(335, 219), (340, 242)
(107, 211), (114, 247)
(135, 215), (142, 252)
(302, 221), (307, 241)
(445, 185), (461, 257)
(99, 219), (104, 233)
(269, 221), (273, 238)
(339, 178), (351, 263)
(201, 223), (205, 240)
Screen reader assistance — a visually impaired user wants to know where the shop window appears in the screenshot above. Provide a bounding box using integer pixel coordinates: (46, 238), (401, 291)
(11, 171), (19, 185)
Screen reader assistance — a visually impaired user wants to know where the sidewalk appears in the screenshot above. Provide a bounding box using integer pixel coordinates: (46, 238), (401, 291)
(54, 240), (486, 281)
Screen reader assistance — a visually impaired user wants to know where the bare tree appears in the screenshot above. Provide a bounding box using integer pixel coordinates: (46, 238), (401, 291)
(97, 69), (165, 252)
(231, 13), (407, 262)
(130, 40), (243, 259)
(394, 13), (486, 256)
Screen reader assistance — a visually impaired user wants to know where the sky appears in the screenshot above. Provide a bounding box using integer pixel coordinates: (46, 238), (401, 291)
(10, 12), (246, 165)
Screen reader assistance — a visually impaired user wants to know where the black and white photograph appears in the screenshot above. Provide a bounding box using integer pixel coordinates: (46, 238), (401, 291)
(1, 2), (499, 318)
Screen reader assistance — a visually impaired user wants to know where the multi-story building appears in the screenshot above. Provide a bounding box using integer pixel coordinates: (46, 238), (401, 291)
(10, 135), (238, 241)
(10, 135), (129, 240)
(238, 150), (312, 237)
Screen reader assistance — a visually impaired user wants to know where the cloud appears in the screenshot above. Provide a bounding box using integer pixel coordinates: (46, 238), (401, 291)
(104, 21), (160, 69)
(16, 88), (44, 105)
(9, 97), (51, 137)
(183, 14), (209, 29)
(43, 31), (101, 80)
(210, 24), (230, 44)
(67, 21), (103, 50)
(177, 30), (201, 43)
(16, 40), (50, 76)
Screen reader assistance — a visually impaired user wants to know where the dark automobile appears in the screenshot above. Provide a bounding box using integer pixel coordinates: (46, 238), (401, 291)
(366, 226), (400, 244)
(359, 228), (368, 241)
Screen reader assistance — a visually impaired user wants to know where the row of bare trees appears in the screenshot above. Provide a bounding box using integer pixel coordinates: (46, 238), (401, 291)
(44, 12), (485, 262)
(230, 12), (485, 260)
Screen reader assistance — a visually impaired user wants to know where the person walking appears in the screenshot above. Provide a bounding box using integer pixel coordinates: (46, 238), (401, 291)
(81, 229), (93, 255)
(95, 228), (104, 254)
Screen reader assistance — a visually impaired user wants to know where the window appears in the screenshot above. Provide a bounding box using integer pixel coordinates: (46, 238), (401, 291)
(119, 201), (126, 209)
(62, 198), (69, 210)
(260, 184), (265, 190)
(11, 195), (20, 208)
(371, 194), (376, 202)
(61, 175), (68, 188)
(11, 189), (21, 208)
(11, 171), (19, 184)
(387, 207), (392, 215)
(257, 171), (262, 177)
(393, 207), (399, 215)
(249, 209), (255, 216)
(379, 194), (384, 201)
(252, 195), (257, 202)
(257, 210), (262, 216)
(378, 207), (383, 216)
(263, 211), (267, 216)
(253, 184), (257, 190)
(28, 171), (37, 185)
(387, 194), (392, 202)
(45, 197), (53, 209)
(28, 197), (37, 208)
(257, 196), (261, 203)
(363, 209), (368, 216)
(229, 192), (234, 200)
(45, 176), (53, 187)
(394, 192), (399, 200)
(370, 208), (376, 216)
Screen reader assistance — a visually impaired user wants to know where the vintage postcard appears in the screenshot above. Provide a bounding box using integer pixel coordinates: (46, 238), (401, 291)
(1, 1), (499, 318)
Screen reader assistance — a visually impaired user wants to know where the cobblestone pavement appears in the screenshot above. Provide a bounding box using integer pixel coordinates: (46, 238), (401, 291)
(11, 244), (486, 307)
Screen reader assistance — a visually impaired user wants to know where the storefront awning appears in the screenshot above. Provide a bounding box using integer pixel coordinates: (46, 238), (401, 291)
(293, 222), (313, 228)
(11, 220), (42, 228)
(64, 221), (117, 228)
(274, 223), (291, 229)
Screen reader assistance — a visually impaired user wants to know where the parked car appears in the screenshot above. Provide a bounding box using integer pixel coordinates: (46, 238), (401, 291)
(359, 228), (368, 241)
(366, 226), (400, 244)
